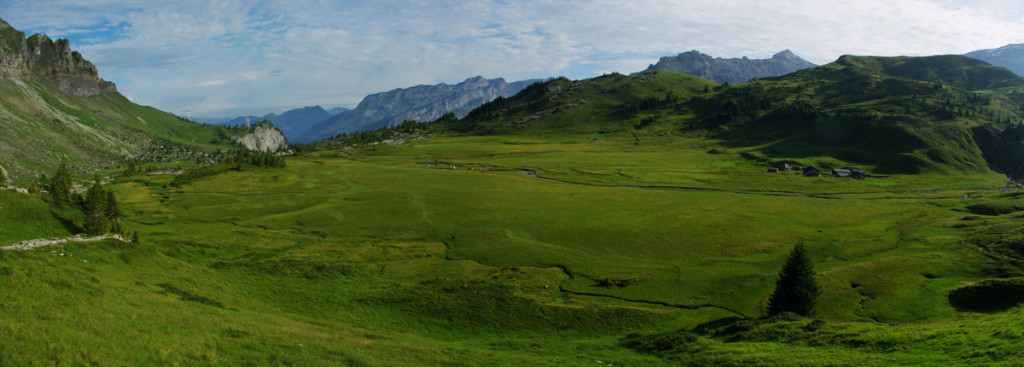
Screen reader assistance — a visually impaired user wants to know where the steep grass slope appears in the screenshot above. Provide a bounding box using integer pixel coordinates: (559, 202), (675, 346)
(0, 76), (243, 185)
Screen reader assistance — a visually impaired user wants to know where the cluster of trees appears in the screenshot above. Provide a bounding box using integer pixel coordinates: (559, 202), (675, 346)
(82, 177), (123, 235)
(225, 150), (285, 169)
(299, 113), (450, 151)
(118, 161), (174, 177)
(620, 92), (684, 118)
(48, 162), (74, 207)
(169, 150), (285, 187)
(47, 163), (136, 240)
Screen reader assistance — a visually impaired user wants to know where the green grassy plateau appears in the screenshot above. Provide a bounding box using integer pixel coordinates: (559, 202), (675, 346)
(5, 55), (1024, 365)
(3, 131), (1024, 366)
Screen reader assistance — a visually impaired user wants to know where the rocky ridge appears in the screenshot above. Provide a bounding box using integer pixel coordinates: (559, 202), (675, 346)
(299, 76), (539, 142)
(0, 18), (116, 96)
(641, 50), (816, 84)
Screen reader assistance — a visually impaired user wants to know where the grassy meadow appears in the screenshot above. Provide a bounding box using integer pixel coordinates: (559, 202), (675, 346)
(2, 133), (1023, 365)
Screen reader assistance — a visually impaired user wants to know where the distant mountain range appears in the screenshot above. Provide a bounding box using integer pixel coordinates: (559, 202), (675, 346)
(218, 51), (817, 144)
(212, 105), (349, 142)
(965, 44), (1024, 77)
(211, 76), (539, 144)
(298, 76), (540, 143)
(640, 50), (817, 84)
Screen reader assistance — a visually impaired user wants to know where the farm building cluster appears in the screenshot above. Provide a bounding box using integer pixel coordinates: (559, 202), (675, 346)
(767, 162), (865, 179)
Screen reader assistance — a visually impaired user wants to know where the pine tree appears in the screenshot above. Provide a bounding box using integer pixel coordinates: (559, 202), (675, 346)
(766, 244), (821, 316)
(83, 177), (110, 235)
(48, 162), (73, 207)
(105, 190), (120, 221)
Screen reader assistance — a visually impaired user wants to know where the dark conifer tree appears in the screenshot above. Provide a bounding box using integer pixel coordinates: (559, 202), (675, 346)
(83, 177), (110, 235)
(767, 244), (821, 316)
(49, 162), (73, 207)
(105, 190), (120, 221)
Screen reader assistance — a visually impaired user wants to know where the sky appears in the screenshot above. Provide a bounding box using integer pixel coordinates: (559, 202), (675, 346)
(2, 0), (1024, 119)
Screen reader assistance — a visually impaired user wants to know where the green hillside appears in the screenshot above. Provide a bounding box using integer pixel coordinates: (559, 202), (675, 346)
(456, 72), (717, 134)
(453, 55), (1024, 179)
(0, 76), (244, 184)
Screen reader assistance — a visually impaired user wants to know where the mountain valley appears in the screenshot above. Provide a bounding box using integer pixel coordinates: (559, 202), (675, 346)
(5, 15), (1024, 367)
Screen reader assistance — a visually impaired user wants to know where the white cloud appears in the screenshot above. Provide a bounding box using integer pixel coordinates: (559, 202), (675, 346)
(2, 0), (1024, 117)
(197, 80), (227, 87)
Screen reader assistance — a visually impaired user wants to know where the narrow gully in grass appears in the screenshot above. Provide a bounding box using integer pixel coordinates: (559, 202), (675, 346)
(972, 242), (1022, 262)
(520, 169), (801, 197)
(519, 169), (1019, 199)
(551, 264), (753, 319)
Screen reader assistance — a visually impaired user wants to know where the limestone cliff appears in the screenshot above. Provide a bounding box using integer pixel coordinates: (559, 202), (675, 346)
(641, 50), (816, 85)
(231, 122), (288, 152)
(0, 18), (117, 96)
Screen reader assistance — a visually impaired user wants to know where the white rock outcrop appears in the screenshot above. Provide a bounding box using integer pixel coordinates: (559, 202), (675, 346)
(232, 123), (288, 152)
(2, 234), (126, 251)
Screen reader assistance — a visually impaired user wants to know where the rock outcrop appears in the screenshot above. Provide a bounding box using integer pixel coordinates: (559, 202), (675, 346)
(641, 50), (816, 85)
(231, 122), (288, 152)
(299, 76), (539, 143)
(0, 17), (116, 96)
(2, 234), (127, 251)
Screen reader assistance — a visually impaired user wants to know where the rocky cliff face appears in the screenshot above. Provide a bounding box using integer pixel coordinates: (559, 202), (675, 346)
(231, 122), (288, 152)
(965, 44), (1024, 77)
(299, 76), (539, 143)
(0, 18), (116, 96)
(642, 50), (816, 84)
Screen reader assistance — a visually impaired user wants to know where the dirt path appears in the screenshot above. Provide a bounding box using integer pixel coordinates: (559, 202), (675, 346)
(2, 234), (127, 251)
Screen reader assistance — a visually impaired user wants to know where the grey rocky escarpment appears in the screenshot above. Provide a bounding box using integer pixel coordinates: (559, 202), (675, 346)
(0, 18), (117, 96)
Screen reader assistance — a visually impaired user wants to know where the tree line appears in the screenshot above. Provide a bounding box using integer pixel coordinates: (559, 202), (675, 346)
(169, 150), (285, 188)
